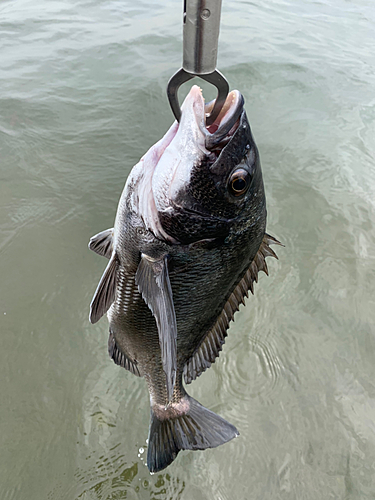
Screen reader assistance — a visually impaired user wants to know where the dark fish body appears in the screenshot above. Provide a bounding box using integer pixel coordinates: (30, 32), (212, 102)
(89, 86), (280, 472)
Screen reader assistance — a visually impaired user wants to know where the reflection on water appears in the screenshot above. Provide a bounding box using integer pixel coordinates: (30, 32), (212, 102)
(1, 0), (375, 498)
(73, 371), (188, 500)
(75, 461), (186, 500)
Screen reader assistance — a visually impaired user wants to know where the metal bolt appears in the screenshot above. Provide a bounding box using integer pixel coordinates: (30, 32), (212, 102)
(201, 8), (210, 20)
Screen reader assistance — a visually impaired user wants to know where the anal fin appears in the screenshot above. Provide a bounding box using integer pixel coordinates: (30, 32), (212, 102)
(135, 254), (177, 402)
(108, 332), (141, 376)
(184, 233), (282, 384)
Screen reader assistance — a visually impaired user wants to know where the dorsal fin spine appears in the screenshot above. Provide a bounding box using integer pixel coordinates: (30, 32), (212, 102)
(183, 233), (281, 384)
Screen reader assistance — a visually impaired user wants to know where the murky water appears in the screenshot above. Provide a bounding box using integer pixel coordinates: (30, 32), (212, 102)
(1, 0), (375, 498)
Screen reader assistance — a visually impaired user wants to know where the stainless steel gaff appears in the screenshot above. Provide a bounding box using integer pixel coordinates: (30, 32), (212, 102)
(167, 0), (229, 126)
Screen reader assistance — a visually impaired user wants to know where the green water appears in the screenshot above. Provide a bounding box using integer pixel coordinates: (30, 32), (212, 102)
(1, 0), (375, 498)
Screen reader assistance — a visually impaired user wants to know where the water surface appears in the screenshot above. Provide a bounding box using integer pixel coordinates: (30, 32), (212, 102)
(1, 0), (375, 498)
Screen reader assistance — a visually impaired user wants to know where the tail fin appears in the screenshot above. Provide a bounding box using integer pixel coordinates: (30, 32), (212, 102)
(147, 394), (238, 473)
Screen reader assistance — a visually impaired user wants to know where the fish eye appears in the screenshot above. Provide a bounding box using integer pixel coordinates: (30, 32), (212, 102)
(228, 169), (251, 196)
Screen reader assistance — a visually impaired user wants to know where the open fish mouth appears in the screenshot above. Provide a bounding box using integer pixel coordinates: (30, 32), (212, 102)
(204, 89), (244, 148)
(178, 85), (244, 150)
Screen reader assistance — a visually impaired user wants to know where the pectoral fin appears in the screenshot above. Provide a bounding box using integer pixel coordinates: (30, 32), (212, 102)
(89, 252), (118, 324)
(88, 228), (114, 259)
(135, 254), (177, 402)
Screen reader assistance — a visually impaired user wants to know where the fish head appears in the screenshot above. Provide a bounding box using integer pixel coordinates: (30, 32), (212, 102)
(137, 85), (266, 245)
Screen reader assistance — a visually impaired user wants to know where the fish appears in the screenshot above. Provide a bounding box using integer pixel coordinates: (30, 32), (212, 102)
(88, 85), (280, 473)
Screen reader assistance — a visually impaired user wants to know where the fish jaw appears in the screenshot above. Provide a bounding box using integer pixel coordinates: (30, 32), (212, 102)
(126, 85), (245, 245)
(151, 85), (209, 215)
(122, 121), (179, 244)
(123, 85), (208, 244)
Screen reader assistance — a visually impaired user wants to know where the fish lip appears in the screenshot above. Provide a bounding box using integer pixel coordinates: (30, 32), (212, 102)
(179, 85), (207, 142)
(182, 86), (244, 149)
(204, 90), (244, 149)
(209, 108), (248, 175)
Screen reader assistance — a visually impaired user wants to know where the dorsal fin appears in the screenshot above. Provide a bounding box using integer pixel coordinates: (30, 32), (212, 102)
(183, 233), (282, 384)
(88, 228), (114, 259)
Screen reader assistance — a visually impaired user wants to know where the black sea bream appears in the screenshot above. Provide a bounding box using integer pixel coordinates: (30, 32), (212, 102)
(89, 85), (280, 472)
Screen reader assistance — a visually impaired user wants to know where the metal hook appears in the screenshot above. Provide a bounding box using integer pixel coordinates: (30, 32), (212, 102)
(167, 68), (229, 126)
